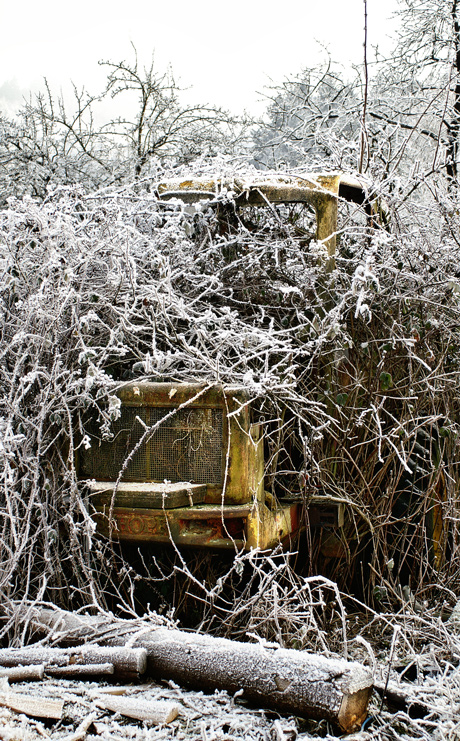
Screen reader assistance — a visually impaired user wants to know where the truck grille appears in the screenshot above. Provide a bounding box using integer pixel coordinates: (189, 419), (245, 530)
(80, 406), (224, 484)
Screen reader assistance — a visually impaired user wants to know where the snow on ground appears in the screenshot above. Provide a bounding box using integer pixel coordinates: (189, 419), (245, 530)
(0, 676), (306, 741)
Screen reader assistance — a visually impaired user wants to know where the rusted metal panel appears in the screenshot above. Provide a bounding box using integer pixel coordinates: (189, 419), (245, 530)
(155, 173), (359, 204)
(80, 381), (289, 549)
(92, 499), (302, 550)
(93, 504), (250, 548)
(245, 501), (301, 550)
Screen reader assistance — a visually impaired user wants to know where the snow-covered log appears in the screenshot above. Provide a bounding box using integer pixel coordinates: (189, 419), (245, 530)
(0, 646), (147, 682)
(47, 662), (115, 678)
(20, 606), (372, 733)
(0, 665), (44, 682)
(125, 627), (372, 733)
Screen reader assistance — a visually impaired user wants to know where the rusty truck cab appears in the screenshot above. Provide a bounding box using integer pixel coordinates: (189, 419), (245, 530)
(78, 172), (376, 550)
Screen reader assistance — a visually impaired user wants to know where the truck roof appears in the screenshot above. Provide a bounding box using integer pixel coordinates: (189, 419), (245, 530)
(155, 172), (374, 267)
(155, 171), (369, 206)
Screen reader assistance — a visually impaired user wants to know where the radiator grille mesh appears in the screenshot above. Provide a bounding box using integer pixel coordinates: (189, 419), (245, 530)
(80, 406), (224, 484)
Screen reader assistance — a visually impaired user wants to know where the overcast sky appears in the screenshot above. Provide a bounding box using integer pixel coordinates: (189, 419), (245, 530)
(1, 0), (399, 116)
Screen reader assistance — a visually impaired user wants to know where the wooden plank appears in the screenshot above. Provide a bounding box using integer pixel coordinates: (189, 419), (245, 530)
(0, 691), (63, 720)
(93, 695), (179, 723)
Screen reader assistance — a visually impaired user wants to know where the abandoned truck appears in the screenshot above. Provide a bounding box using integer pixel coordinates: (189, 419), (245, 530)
(77, 173), (380, 550)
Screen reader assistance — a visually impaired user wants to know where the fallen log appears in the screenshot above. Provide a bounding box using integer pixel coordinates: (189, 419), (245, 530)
(0, 665), (44, 682)
(122, 627), (372, 733)
(18, 606), (373, 733)
(22, 607), (122, 644)
(47, 662), (115, 678)
(0, 646), (147, 682)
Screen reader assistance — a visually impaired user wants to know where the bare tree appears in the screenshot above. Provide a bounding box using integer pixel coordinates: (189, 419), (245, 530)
(0, 51), (249, 202)
(252, 63), (361, 172)
(99, 50), (247, 178)
(0, 84), (119, 203)
(251, 4), (460, 202)
(391, 0), (460, 185)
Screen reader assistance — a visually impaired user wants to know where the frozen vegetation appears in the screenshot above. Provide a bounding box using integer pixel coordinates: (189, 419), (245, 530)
(3, 1), (460, 735)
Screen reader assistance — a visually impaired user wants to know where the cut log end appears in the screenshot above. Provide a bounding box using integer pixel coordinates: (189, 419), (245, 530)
(338, 686), (373, 733)
(0, 665), (45, 683)
(94, 695), (179, 724)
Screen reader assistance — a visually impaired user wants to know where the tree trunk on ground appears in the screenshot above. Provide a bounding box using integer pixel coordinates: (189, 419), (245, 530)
(0, 646), (147, 681)
(0, 665), (44, 682)
(4, 605), (373, 733)
(124, 626), (372, 733)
